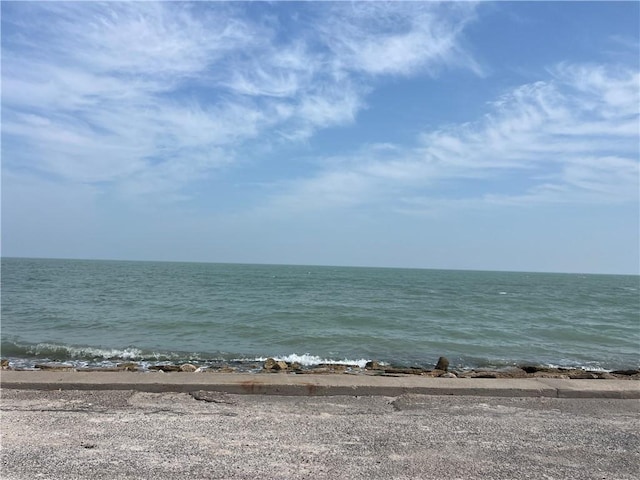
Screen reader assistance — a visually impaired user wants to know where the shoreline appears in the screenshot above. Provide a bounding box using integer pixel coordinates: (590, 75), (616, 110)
(3, 357), (639, 379)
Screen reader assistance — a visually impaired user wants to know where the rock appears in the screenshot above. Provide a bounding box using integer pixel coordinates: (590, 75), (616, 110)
(440, 372), (457, 378)
(264, 358), (277, 370)
(216, 366), (237, 373)
(501, 367), (528, 378)
(533, 371), (569, 379)
(568, 371), (598, 379)
(520, 365), (540, 374)
(521, 365), (564, 374)
(435, 356), (449, 372)
(521, 365), (571, 376)
(263, 358), (287, 371)
(76, 367), (124, 372)
(288, 362), (303, 371)
(472, 371), (497, 378)
(365, 361), (381, 370)
(149, 364), (181, 372)
(35, 362), (75, 371)
(117, 362), (139, 372)
(383, 367), (425, 375)
(298, 367), (332, 374)
(1, 359), (10, 369)
(611, 369), (640, 376)
(180, 363), (197, 372)
(318, 364), (348, 373)
(521, 366), (612, 379)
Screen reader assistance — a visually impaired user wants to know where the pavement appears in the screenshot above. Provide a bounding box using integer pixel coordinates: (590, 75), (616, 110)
(1, 372), (639, 479)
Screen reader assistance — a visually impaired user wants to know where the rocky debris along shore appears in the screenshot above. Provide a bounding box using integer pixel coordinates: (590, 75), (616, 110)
(2, 356), (639, 380)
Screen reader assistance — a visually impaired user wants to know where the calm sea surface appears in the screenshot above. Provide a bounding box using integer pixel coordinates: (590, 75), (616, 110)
(1, 257), (638, 370)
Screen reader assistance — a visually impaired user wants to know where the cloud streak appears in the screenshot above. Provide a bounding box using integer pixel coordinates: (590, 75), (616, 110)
(266, 62), (639, 214)
(2, 1), (480, 198)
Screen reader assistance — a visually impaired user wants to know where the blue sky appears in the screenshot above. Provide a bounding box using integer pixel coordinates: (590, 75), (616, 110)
(2, 1), (639, 274)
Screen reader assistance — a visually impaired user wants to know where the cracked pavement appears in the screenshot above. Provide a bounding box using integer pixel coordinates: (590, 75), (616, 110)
(1, 389), (639, 479)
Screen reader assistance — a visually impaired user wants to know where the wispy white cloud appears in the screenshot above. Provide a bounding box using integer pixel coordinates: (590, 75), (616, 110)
(2, 2), (255, 189)
(7, 4), (633, 211)
(2, 1), (480, 199)
(316, 1), (482, 77)
(266, 62), (639, 213)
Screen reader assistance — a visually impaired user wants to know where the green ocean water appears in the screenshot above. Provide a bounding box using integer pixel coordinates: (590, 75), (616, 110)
(1, 257), (638, 370)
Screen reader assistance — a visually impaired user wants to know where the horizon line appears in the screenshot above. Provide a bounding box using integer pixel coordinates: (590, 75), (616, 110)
(2, 255), (638, 277)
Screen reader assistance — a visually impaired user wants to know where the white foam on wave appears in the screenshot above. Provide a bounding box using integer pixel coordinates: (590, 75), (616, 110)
(543, 362), (612, 373)
(28, 343), (144, 360)
(243, 353), (373, 369)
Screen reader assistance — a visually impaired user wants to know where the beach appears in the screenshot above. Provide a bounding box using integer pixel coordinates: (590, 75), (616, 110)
(1, 372), (639, 479)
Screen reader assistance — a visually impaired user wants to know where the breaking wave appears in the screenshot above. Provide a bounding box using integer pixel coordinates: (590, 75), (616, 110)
(247, 353), (374, 369)
(1, 341), (375, 369)
(1, 340), (185, 363)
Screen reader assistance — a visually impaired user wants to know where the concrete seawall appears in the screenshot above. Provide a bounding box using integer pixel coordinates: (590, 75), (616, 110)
(2, 371), (638, 398)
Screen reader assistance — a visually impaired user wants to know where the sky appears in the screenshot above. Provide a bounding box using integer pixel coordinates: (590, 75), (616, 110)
(1, 1), (639, 274)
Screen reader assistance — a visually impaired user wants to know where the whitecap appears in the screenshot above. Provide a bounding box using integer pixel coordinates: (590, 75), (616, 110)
(242, 353), (374, 369)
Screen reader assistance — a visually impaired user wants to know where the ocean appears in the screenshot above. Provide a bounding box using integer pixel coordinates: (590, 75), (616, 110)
(1, 257), (638, 371)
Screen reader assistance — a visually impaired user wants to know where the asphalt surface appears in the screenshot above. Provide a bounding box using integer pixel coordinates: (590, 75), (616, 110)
(1, 388), (639, 479)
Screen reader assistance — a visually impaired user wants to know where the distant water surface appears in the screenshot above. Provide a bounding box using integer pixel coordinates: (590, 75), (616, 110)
(1, 257), (638, 370)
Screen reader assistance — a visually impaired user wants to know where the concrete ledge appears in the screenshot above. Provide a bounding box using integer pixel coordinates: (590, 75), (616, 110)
(2, 371), (638, 398)
(538, 378), (640, 399)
